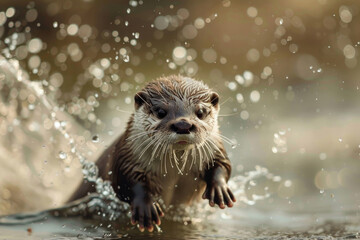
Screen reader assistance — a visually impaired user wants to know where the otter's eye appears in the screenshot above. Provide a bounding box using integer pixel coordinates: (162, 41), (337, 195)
(156, 108), (167, 119)
(196, 109), (206, 120)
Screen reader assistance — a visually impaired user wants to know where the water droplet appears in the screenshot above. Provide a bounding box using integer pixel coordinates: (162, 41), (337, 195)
(54, 121), (60, 129)
(123, 55), (130, 62)
(319, 153), (327, 160)
(284, 180), (292, 187)
(249, 180), (256, 186)
(82, 162), (99, 182)
(92, 135), (99, 143)
(273, 176), (282, 182)
(59, 151), (67, 160)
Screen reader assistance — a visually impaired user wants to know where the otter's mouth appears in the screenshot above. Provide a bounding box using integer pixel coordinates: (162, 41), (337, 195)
(173, 139), (194, 149)
(171, 134), (196, 149)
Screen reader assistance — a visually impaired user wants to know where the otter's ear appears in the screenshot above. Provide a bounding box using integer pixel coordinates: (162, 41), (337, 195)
(210, 92), (219, 108)
(134, 91), (149, 110)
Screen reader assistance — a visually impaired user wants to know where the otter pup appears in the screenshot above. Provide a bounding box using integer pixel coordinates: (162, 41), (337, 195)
(70, 75), (236, 232)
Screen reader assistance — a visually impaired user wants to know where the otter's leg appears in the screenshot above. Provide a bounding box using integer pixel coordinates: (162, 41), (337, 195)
(202, 165), (236, 208)
(114, 168), (164, 232)
(128, 182), (164, 232)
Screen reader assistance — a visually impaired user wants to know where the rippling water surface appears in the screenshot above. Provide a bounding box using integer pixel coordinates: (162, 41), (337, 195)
(1, 195), (360, 239)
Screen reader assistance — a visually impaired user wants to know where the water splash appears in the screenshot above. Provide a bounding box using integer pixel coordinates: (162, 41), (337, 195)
(0, 56), (122, 217)
(228, 165), (278, 206)
(272, 130), (287, 154)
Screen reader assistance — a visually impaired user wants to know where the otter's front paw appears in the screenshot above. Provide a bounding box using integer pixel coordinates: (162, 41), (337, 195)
(130, 198), (164, 232)
(202, 177), (236, 209)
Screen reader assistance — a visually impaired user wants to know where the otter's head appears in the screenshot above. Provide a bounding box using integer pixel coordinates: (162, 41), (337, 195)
(130, 75), (221, 171)
(133, 75), (219, 149)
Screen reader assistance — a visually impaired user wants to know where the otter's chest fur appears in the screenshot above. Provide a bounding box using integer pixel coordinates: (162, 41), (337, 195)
(137, 146), (209, 206)
(159, 167), (206, 206)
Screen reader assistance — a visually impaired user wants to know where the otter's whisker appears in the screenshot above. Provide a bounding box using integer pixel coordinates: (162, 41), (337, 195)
(126, 130), (157, 141)
(173, 150), (183, 175)
(168, 145), (175, 169)
(159, 141), (164, 174)
(201, 144), (207, 170)
(207, 138), (226, 159)
(196, 144), (203, 171)
(135, 92), (151, 107)
(206, 141), (216, 168)
(115, 108), (133, 114)
(149, 136), (162, 165)
(218, 112), (238, 117)
(165, 142), (171, 174)
(211, 132), (234, 146)
(204, 140), (215, 160)
(133, 137), (152, 153)
(126, 131), (150, 140)
(203, 141), (212, 168)
(200, 120), (234, 146)
(201, 142), (210, 169)
(219, 96), (231, 106)
(180, 149), (189, 172)
(160, 141), (169, 174)
(138, 135), (158, 159)
(159, 141), (165, 174)
(198, 143), (206, 169)
(189, 146), (196, 171)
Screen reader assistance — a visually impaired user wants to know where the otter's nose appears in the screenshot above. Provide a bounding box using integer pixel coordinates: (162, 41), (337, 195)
(171, 120), (196, 134)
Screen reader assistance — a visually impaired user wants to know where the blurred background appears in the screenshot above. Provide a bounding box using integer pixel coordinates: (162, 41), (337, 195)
(0, 0), (360, 221)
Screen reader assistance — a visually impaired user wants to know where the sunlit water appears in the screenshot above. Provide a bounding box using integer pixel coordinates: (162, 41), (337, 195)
(1, 1), (360, 239)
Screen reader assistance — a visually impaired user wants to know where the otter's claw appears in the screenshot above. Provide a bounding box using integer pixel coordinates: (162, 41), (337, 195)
(202, 178), (236, 209)
(131, 200), (164, 232)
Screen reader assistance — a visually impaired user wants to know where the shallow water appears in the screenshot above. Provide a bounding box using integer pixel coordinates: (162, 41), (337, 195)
(1, 195), (360, 239)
